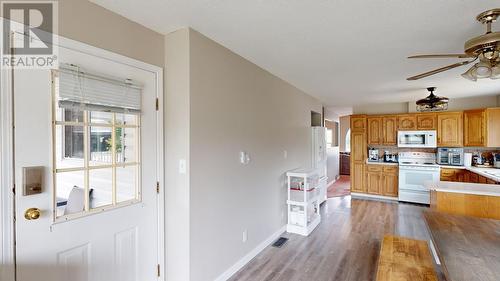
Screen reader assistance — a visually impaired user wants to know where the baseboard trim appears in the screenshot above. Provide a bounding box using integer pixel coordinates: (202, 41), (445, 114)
(214, 225), (287, 281)
(351, 192), (398, 201)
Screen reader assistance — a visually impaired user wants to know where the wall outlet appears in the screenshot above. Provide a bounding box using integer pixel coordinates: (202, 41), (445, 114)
(242, 230), (248, 243)
(283, 150), (288, 159)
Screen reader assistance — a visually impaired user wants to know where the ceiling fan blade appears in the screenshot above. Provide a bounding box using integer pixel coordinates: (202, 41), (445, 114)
(408, 54), (475, 59)
(407, 60), (475, 80)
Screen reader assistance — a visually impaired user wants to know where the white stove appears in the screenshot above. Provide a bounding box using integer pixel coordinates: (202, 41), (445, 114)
(398, 152), (440, 204)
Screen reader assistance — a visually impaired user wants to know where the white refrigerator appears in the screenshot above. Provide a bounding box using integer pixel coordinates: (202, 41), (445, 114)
(311, 127), (328, 203)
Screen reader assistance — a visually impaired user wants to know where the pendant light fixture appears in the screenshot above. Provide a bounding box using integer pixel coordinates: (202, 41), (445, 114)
(416, 87), (449, 112)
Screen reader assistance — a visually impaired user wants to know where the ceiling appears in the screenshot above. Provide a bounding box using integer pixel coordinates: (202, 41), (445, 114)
(92, 0), (500, 107)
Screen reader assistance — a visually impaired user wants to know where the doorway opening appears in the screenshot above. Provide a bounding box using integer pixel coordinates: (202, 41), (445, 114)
(327, 116), (351, 197)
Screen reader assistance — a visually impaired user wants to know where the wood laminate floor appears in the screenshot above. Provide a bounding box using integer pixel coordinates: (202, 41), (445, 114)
(230, 196), (443, 281)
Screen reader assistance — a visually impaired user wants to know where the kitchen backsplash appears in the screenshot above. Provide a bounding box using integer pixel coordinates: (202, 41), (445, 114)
(368, 145), (500, 159)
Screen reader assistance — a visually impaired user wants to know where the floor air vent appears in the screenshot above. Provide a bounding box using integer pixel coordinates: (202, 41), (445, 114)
(272, 237), (288, 248)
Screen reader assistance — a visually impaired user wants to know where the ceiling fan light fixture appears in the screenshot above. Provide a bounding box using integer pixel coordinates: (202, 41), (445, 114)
(473, 61), (492, 77)
(491, 65), (500, 79)
(416, 87), (449, 112)
(461, 66), (477, 81)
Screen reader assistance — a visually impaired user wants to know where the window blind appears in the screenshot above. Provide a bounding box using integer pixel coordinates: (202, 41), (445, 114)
(58, 64), (142, 114)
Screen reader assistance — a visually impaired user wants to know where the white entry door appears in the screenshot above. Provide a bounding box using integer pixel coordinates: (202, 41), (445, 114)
(12, 39), (163, 281)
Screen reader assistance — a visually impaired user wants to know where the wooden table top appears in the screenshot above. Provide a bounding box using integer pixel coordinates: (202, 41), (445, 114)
(423, 211), (500, 281)
(376, 235), (438, 281)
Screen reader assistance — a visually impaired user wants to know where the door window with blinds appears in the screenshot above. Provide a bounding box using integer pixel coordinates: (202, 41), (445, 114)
(52, 64), (142, 221)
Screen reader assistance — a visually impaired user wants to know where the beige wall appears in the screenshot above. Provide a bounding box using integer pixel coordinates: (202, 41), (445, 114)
(339, 115), (350, 152)
(408, 95), (500, 112)
(185, 29), (322, 281)
(59, 0), (164, 67)
(353, 102), (409, 114)
(165, 29), (191, 281)
(353, 94), (500, 114)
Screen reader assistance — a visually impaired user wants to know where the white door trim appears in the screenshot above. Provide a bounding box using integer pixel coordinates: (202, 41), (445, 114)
(0, 62), (15, 281)
(0, 34), (165, 281)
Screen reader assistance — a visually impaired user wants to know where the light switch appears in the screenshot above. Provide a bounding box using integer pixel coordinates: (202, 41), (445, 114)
(23, 166), (44, 196)
(179, 159), (186, 174)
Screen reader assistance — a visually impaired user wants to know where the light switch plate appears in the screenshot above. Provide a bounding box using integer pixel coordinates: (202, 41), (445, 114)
(179, 159), (187, 174)
(22, 166), (44, 196)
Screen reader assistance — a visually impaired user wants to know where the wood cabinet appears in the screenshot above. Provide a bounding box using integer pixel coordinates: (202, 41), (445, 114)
(442, 169), (498, 184)
(382, 166), (399, 197)
(382, 116), (397, 145)
(365, 164), (398, 197)
(351, 115), (367, 132)
(367, 115), (397, 145)
(367, 117), (382, 145)
(366, 165), (382, 194)
(464, 108), (500, 147)
(437, 112), (463, 147)
(440, 168), (465, 182)
(464, 109), (486, 146)
(350, 115), (367, 193)
(416, 113), (437, 130)
(398, 114), (417, 130)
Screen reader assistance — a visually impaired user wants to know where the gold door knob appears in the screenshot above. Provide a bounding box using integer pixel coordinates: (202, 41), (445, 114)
(24, 208), (41, 220)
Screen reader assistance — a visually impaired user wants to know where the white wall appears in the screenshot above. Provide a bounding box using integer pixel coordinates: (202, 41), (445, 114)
(324, 110), (340, 184)
(165, 29), (323, 281)
(165, 29), (191, 281)
(339, 115), (350, 152)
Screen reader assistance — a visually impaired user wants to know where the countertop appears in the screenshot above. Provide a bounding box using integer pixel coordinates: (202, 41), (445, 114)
(425, 181), (500, 197)
(439, 165), (500, 182)
(365, 159), (398, 166)
(423, 211), (500, 281)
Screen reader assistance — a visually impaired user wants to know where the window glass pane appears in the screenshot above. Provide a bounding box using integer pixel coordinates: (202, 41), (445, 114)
(89, 126), (113, 166)
(55, 125), (85, 169)
(89, 111), (113, 125)
(56, 171), (85, 217)
(116, 127), (137, 163)
(89, 168), (113, 209)
(116, 165), (138, 202)
(115, 113), (137, 126)
(55, 107), (84, 123)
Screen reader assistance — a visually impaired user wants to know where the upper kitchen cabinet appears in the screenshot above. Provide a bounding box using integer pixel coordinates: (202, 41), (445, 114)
(351, 115), (367, 132)
(464, 109), (486, 147)
(416, 113), (437, 130)
(367, 117), (382, 145)
(398, 114), (417, 130)
(437, 112), (463, 147)
(464, 108), (500, 147)
(382, 115), (398, 145)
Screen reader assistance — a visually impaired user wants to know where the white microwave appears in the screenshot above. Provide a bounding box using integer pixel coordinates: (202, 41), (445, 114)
(397, 130), (437, 148)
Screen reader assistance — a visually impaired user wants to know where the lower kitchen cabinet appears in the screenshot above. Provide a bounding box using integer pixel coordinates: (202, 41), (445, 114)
(441, 168), (499, 184)
(351, 162), (366, 192)
(367, 165), (382, 194)
(382, 166), (399, 197)
(365, 164), (398, 197)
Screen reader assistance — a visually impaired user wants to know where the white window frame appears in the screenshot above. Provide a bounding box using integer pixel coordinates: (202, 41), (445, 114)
(51, 72), (143, 222)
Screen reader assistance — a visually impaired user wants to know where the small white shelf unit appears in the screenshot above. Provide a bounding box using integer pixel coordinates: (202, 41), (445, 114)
(286, 168), (321, 236)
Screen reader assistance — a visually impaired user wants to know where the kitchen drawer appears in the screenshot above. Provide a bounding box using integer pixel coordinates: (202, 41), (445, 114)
(383, 166), (398, 173)
(366, 165), (383, 172)
(440, 169), (456, 176)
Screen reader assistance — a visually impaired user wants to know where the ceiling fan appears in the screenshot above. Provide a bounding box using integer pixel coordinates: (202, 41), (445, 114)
(407, 8), (500, 81)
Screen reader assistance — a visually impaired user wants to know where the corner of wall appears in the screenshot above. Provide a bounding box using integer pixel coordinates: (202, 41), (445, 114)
(165, 27), (191, 281)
